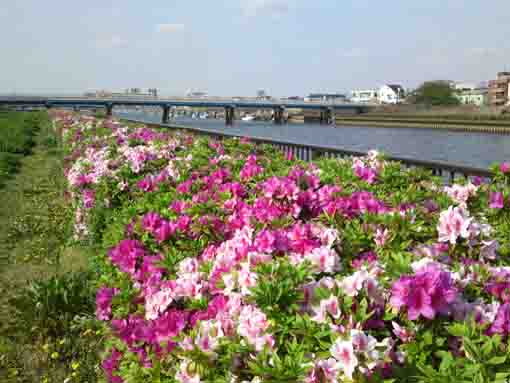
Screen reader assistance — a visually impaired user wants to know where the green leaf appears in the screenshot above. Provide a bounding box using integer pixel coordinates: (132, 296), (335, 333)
(487, 355), (507, 365)
(447, 323), (467, 337)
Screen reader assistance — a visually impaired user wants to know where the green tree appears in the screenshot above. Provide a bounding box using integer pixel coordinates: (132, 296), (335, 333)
(413, 81), (460, 106)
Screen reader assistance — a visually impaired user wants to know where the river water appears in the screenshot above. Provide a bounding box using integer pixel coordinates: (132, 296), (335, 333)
(117, 111), (510, 169)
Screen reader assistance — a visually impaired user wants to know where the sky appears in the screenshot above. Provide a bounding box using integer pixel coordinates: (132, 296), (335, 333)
(1, 0), (510, 97)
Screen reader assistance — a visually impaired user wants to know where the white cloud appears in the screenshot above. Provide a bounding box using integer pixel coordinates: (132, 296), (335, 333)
(96, 35), (128, 49)
(240, 0), (291, 17)
(155, 23), (185, 33)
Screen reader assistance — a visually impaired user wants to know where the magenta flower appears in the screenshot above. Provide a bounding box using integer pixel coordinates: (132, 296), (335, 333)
(176, 215), (192, 232)
(96, 286), (120, 321)
(500, 162), (510, 173)
(137, 176), (155, 192)
(170, 200), (189, 214)
(354, 165), (377, 184)
(142, 212), (163, 233)
(488, 303), (510, 336)
(390, 265), (458, 320)
(489, 191), (504, 209)
(153, 309), (189, 343)
(154, 220), (177, 243)
(101, 348), (124, 383)
(82, 189), (96, 209)
(253, 229), (276, 253)
(109, 239), (147, 276)
(472, 176), (483, 186)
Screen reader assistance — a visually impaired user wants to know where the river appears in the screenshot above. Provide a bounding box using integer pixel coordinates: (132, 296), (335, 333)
(116, 111), (510, 169)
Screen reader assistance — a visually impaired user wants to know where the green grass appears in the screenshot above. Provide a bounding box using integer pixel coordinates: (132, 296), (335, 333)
(0, 112), (101, 382)
(0, 112), (49, 188)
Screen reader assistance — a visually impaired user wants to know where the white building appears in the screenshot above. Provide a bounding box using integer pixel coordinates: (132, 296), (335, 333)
(186, 90), (208, 98)
(454, 82), (478, 91)
(455, 88), (488, 106)
(378, 84), (405, 104)
(350, 89), (378, 103)
(305, 93), (347, 103)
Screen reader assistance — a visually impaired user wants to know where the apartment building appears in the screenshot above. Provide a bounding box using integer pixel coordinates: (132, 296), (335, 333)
(488, 72), (510, 106)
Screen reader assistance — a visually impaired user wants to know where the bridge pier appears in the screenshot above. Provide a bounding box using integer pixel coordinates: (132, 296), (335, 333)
(320, 107), (334, 125)
(106, 103), (114, 118)
(225, 106), (236, 125)
(273, 106), (286, 124)
(162, 105), (171, 124)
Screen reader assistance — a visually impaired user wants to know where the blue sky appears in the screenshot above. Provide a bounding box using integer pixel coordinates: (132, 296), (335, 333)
(1, 0), (509, 96)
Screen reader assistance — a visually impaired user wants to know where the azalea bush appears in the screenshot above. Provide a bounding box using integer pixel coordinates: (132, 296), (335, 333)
(57, 112), (510, 383)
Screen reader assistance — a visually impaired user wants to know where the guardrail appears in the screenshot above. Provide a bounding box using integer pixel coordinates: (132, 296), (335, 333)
(123, 118), (494, 183)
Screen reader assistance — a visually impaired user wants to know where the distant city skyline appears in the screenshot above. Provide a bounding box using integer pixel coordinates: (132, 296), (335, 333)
(1, 1), (510, 97)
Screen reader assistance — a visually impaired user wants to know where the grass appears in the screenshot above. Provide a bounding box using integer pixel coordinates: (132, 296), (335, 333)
(0, 112), (102, 383)
(0, 111), (50, 188)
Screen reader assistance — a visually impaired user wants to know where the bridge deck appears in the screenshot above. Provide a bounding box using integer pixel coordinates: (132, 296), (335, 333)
(0, 97), (369, 111)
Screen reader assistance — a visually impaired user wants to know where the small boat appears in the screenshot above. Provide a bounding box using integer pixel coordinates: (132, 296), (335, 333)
(199, 112), (208, 119)
(191, 113), (197, 119)
(241, 115), (255, 122)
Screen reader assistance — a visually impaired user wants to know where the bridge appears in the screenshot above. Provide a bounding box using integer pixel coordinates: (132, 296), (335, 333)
(0, 96), (371, 125)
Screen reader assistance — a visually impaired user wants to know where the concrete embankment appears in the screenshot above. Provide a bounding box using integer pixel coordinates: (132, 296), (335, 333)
(333, 119), (510, 134)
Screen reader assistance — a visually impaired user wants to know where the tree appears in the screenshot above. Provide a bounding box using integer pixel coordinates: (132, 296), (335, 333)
(413, 81), (460, 106)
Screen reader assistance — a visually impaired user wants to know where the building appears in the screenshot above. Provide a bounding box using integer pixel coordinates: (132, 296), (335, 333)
(304, 93), (347, 103)
(488, 72), (510, 106)
(350, 89), (378, 104)
(281, 96), (304, 101)
(378, 84), (405, 104)
(454, 88), (488, 106)
(186, 90), (208, 98)
(454, 82), (478, 91)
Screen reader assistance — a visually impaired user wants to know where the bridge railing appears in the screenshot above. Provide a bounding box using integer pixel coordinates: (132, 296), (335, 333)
(123, 118), (493, 184)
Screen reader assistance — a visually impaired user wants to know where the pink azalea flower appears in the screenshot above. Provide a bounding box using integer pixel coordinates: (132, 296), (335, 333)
(145, 287), (173, 320)
(305, 246), (340, 273)
(196, 320), (224, 352)
(175, 360), (201, 383)
(237, 305), (272, 351)
(330, 339), (358, 379)
(437, 206), (472, 244)
(306, 358), (340, 383)
(444, 183), (477, 207)
(311, 296), (341, 323)
(391, 321), (414, 343)
(374, 227), (390, 247)
(339, 270), (370, 297)
(350, 329), (377, 354)
(238, 262), (258, 295)
(500, 162), (510, 173)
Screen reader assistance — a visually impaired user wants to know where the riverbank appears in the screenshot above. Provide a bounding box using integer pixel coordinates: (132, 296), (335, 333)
(334, 117), (510, 134)
(0, 112), (100, 383)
